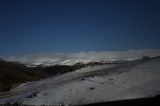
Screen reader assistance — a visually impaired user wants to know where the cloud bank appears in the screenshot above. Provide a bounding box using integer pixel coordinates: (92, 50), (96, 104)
(2, 49), (160, 66)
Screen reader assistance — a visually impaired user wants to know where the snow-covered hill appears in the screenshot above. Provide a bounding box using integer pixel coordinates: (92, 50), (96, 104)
(0, 57), (160, 105)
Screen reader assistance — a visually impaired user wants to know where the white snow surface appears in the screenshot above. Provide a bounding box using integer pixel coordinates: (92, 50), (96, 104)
(75, 64), (116, 73)
(22, 59), (160, 105)
(21, 59), (160, 105)
(0, 58), (160, 105)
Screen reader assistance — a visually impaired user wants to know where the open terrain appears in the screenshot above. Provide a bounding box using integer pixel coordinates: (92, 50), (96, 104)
(0, 59), (106, 92)
(0, 57), (160, 105)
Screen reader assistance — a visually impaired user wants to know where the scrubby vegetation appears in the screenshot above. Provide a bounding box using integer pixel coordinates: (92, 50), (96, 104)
(0, 59), (47, 92)
(37, 61), (106, 76)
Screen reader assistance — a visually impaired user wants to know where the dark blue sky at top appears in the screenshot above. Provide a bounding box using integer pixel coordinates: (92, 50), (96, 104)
(0, 0), (160, 56)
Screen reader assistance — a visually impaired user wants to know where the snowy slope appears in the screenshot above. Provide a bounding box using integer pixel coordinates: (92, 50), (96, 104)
(21, 58), (160, 105)
(0, 58), (160, 105)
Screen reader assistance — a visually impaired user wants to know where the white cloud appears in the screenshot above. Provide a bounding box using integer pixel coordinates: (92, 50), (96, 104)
(2, 49), (160, 66)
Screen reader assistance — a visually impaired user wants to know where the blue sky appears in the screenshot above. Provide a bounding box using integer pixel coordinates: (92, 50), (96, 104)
(0, 0), (160, 56)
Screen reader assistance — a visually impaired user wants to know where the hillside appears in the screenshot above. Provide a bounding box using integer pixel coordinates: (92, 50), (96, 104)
(0, 57), (160, 105)
(21, 57), (160, 105)
(0, 59), (107, 92)
(0, 60), (47, 92)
